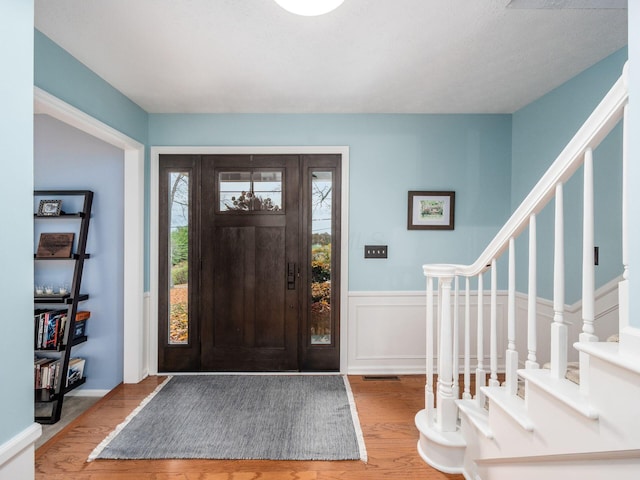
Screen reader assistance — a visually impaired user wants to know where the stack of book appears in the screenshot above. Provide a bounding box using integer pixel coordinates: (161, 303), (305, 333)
(34, 309), (67, 350)
(34, 309), (91, 350)
(34, 356), (86, 390)
(34, 357), (61, 390)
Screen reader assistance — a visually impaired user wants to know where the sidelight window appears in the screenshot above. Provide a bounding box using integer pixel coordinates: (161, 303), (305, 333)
(310, 171), (333, 345)
(168, 171), (190, 345)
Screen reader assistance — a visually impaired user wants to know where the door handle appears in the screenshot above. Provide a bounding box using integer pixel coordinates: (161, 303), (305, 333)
(287, 262), (296, 290)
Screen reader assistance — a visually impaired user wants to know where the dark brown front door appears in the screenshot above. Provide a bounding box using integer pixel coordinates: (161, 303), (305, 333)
(158, 153), (340, 372)
(199, 155), (300, 371)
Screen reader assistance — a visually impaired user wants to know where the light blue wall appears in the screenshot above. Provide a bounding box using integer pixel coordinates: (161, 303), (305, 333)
(0, 0), (34, 444)
(149, 114), (513, 291)
(34, 30), (148, 145)
(34, 29), (152, 291)
(628, 5), (639, 328)
(511, 49), (628, 303)
(34, 115), (125, 391)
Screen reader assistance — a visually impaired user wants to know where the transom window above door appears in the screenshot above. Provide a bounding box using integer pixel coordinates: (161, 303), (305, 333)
(217, 170), (284, 213)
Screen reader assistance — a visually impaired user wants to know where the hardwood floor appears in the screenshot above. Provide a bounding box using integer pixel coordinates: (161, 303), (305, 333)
(35, 375), (464, 480)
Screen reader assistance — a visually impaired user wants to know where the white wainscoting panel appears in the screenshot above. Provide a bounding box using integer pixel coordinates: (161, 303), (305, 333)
(347, 281), (619, 375)
(347, 290), (507, 375)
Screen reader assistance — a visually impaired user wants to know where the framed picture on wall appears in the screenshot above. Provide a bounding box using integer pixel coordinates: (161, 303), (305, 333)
(407, 191), (455, 230)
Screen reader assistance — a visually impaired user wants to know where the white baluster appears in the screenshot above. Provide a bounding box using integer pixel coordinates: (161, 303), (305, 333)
(453, 275), (460, 399)
(506, 238), (518, 395)
(580, 149), (598, 394)
(476, 273), (486, 408)
(437, 273), (458, 432)
(622, 104), (629, 283)
(551, 183), (568, 380)
(426, 275), (435, 424)
(619, 104), (630, 335)
(489, 259), (500, 387)
(463, 277), (472, 400)
(526, 214), (539, 370)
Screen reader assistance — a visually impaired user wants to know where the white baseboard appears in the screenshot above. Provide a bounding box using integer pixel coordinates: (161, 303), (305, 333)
(0, 423), (40, 480)
(348, 366), (427, 375)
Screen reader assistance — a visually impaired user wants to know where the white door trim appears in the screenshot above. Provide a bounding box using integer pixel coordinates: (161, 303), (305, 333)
(149, 146), (350, 374)
(34, 87), (147, 383)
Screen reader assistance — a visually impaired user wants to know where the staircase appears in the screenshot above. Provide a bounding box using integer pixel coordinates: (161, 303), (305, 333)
(415, 63), (640, 479)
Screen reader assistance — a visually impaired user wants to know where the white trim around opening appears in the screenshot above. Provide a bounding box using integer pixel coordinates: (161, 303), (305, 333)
(34, 87), (147, 384)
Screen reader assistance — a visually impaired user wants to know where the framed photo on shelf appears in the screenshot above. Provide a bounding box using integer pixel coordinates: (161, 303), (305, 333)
(407, 191), (455, 230)
(37, 199), (62, 216)
(36, 232), (75, 258)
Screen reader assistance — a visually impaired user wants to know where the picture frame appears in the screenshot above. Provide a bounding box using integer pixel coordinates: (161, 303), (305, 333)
(37, 199), (62, 216)
(407, 191), (455, 230)
(36, 232), (75, 258)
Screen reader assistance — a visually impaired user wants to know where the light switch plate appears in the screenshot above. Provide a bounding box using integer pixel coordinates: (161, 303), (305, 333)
(364, 245), (388, 259)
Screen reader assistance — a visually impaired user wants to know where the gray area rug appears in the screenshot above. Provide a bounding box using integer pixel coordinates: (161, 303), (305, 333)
(89, 375), (366, 461)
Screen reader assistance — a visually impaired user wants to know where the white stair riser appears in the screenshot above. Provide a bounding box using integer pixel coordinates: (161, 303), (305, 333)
(475, 455), (640, 480)
(586, 356), (640, 441)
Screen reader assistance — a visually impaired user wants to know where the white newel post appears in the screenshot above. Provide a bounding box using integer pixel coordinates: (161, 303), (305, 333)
(426, 275), (435, 424)
(489, 259), (500, 387)
(506, 238), (518, 395)
(526, 214), (539, 369)
(551, 183), (568, 380)
(580, 148), (598, 394)
(437, 270), (458, 432)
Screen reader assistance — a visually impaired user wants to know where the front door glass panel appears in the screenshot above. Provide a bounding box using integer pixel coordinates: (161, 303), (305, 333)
(218, 170), (283, 212)
(168, 171), (190, 345)
(310, 171), (333, 345)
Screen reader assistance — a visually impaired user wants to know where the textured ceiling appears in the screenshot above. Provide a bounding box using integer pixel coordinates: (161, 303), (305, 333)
(34, 0), (627, 114)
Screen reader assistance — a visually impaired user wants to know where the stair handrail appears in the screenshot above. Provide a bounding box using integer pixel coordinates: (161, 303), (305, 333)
(423, 63), (628, 279)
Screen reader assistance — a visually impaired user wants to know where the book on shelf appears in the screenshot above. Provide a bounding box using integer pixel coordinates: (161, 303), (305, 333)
(66, 358), (85, 387)
(73, 311), (91, 339)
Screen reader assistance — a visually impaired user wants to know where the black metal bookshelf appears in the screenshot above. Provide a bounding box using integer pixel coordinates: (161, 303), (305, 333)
(34, 190), (93, 424)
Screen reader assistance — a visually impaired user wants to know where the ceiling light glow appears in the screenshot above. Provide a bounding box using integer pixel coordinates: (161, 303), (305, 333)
(274, 0), (345, 16)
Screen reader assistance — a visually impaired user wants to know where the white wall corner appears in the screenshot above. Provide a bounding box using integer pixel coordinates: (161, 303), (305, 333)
(0, 423), (41, 480)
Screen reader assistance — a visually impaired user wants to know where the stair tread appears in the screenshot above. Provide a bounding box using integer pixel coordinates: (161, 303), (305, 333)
(456, 399), (494, 438)
(574, 341), (640, 375)
(481, 385), (535, 431)
(518, 368), (598, 419)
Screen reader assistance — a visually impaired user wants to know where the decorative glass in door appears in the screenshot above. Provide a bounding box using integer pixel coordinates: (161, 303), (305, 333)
(218, 171), (283, 212)
(168, 172), (189, 344)
(310, 171), (333, 345)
